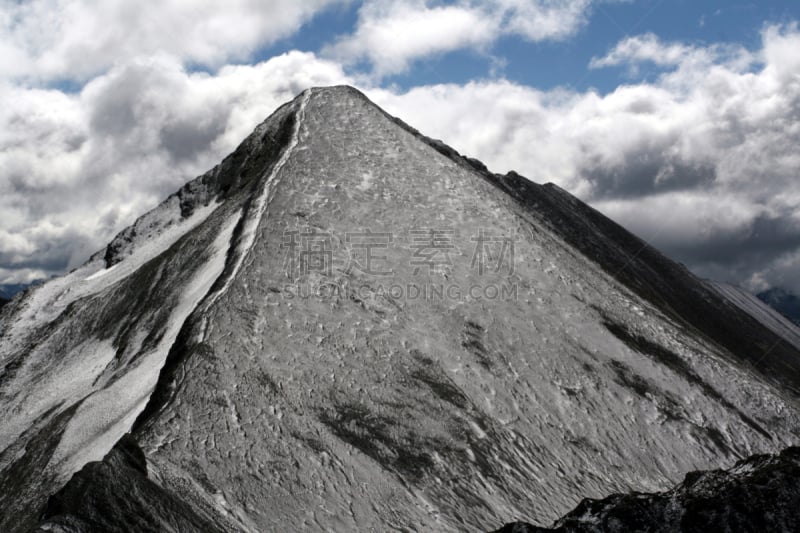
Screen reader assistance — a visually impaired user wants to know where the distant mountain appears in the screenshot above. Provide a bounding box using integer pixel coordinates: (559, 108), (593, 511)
(2, 86), (800, 531)
(0, 282), (38, 301)
(758, 288), (800, 327)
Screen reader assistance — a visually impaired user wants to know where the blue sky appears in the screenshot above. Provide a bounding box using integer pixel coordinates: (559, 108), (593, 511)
(1, 0), (800, 296)
(249, 0), (800, 92)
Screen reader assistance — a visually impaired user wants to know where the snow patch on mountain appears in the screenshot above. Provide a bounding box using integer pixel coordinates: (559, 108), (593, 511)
(0, 200), (221, 365)
(46, 212), (239, 482)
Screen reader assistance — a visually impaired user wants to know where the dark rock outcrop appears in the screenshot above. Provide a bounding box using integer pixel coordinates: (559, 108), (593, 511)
(494, 447), (800, 532)
(36, 434), (228, 533)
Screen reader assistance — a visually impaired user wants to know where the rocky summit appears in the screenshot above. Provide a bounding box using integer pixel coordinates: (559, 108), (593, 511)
(1, 86), (799, 531)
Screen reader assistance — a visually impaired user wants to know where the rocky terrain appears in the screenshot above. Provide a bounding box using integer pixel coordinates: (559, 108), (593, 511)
(1, 86), (799, 531)
(494, 446), (800, 532)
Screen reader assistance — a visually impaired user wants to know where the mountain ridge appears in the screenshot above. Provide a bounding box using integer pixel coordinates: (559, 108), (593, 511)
(759, 287), (800, 327)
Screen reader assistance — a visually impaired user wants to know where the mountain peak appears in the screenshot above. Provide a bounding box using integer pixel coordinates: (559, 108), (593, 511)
(2, 88), (800, 532)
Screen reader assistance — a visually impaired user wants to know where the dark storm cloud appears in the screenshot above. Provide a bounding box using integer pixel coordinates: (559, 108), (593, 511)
(580, 149), (717, 199)
(0, 227), (96, 273)
(665, 215), (800, 267)
(160, 118), (228, 162)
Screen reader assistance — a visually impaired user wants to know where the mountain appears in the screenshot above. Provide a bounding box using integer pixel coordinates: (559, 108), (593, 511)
(0, 282), (35, 301)
(495, 446), (800, 532)
(0, 297), (7, 309)
(758, 288), (800, 327)
(2, 86), (799, 532)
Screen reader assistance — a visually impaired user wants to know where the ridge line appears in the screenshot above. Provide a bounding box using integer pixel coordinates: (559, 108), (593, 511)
(202, 88), (313, 310)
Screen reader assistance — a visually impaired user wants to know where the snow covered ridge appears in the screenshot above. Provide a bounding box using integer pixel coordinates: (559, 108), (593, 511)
(2, 86), (800, 532)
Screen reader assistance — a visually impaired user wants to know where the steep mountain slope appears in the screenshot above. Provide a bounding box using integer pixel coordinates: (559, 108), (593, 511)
(759, 288), (800, 327)
(1, 86), (799, 532)
(475, 172), (800, 399)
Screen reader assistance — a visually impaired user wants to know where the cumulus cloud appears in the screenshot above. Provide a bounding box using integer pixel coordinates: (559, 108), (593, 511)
(0, 0), (346, 81)
(589, 33), (699, 68)
(498, 0), (593, 41)
(325, 0), (599, 76)
(324, 1), (496, 77)
(589, 32), (755, 74)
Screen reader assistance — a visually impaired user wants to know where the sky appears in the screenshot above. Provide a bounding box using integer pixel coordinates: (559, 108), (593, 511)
(0, 0), (799, 295)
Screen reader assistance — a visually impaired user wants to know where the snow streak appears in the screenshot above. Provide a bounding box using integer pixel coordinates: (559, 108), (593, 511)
(204, 89), (313, 308)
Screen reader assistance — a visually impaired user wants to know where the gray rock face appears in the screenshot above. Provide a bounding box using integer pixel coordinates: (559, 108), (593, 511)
(1, 86), (799, 532)
(495, 446), (800, 532)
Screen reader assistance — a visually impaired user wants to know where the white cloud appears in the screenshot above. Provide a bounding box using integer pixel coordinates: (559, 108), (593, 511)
(589, 33), (698, 68)
(498, 0), (593, 41)
(325, 0), (599, 76)
(324, 0), (496, 76)
(588, 32), (756, 79)
(0, 0), (346, 81)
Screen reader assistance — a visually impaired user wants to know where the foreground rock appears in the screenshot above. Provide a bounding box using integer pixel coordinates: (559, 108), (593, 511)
(37, 434), (228, 532)
(495, 447), (800, 532)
